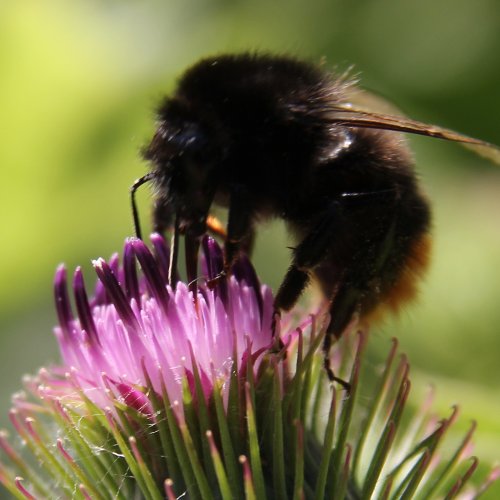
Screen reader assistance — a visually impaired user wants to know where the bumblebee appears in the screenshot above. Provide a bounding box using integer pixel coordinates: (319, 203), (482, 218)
(131, 53), (500, 384)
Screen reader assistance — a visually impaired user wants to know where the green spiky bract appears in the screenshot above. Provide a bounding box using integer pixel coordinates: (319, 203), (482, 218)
(1, 321), (497, 499)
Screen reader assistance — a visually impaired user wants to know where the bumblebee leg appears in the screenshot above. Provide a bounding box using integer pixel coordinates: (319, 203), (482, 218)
(206, 213), (256, 255)
(272, 204), (343, 346)
(322, 205), (401, 390)
(274, 203), (342, 313)
(224, 185), (256, 270)
(271, 265), (310, 338)
(326, 284), (362, 339)
(206, 186), (255, 289)
(276, 193), (397, 389)
(274, 266), (311, 311)
(273, 207), (352, 389)
(185, 232), (201, 297)
(168, 211), (181, 287)
(322, 336), (351, 391)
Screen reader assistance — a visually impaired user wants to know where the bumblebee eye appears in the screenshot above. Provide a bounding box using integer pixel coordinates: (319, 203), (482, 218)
(143, 121), (212, 167)
(169, 123), (208, 155)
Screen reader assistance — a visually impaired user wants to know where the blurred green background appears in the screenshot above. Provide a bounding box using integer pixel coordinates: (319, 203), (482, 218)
(1, 0), (500, 495)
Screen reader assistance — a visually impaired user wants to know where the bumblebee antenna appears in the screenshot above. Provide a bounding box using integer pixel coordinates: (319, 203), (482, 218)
(130, 172), (156, 240)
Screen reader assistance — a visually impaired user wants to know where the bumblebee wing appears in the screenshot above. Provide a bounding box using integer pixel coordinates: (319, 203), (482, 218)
(342, 86), (406, 117)
(329, 102), (500, 166)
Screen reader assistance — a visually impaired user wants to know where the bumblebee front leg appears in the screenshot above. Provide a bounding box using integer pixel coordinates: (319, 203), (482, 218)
(207, 185), (255, 288)
(224, 185), (256, 268)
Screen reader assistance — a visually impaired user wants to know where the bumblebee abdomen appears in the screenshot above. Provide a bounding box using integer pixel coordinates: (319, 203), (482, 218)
(360, 232), (432, 325)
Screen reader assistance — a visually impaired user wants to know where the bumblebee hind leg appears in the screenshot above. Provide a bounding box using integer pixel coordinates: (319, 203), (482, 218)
(273, 203), (354, 389)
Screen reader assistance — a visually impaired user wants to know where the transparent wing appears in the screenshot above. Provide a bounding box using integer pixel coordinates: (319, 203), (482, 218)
(329, 97), (500, 165)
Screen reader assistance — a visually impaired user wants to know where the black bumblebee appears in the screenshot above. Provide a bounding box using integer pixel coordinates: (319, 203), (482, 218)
(132, 53), (500, 383)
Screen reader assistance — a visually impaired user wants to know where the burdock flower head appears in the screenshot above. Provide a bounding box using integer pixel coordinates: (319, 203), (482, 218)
(1, 235), (498, 499)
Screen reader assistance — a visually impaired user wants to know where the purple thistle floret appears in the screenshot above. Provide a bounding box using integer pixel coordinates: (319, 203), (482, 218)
(50, 235), (279, 416)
